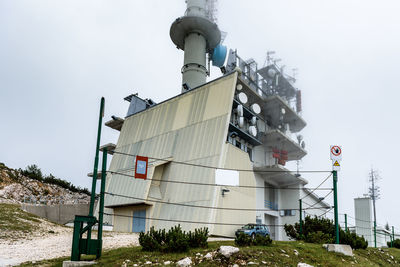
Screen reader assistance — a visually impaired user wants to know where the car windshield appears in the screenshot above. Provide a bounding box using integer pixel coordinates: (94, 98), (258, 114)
(242, 224), (255, 230)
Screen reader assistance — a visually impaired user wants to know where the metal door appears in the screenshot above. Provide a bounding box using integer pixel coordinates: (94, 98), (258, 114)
(132, 209), (146, 233)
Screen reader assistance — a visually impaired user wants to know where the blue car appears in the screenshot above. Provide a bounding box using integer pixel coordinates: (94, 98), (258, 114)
(235, 223), (270, 239)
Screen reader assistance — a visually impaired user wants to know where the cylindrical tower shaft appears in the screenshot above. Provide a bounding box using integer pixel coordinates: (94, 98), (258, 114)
(170, 0), (221, 92)
(182, 33), (207, 89)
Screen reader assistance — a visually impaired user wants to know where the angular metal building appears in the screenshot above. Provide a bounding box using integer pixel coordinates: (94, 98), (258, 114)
(96, 0), (330, 239)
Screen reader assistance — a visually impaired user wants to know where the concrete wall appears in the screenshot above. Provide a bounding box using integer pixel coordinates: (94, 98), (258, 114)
(21, 203), (90, 224)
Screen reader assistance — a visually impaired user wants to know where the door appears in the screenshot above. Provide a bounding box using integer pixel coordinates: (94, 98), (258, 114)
(132, 209), (146, 233)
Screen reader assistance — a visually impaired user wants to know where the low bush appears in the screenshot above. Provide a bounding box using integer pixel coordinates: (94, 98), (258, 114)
(139, 225), (208, 253)
(388, 239), (400, 249)
(234, 232), (272, 247)
(284, 215), (368, 249)
(305, 231), (333, 244)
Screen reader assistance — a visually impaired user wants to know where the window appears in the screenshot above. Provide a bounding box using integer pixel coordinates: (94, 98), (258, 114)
(235, 140), (241, 149)
(281, 209), (296, 217)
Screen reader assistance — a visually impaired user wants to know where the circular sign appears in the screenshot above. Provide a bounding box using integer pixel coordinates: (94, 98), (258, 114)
(331, 146), (341, 156)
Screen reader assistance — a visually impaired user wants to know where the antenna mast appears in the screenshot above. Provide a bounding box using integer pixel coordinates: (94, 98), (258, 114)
(368, 168), (381, 248)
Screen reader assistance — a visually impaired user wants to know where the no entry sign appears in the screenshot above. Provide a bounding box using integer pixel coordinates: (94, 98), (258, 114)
(330, 145), (342, 160)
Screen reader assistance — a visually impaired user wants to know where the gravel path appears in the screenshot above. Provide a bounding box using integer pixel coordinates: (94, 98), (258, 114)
(0, 227), (139, 266)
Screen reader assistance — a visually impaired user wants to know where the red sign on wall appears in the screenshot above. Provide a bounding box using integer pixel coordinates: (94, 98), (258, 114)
(135, 156), (148, 179)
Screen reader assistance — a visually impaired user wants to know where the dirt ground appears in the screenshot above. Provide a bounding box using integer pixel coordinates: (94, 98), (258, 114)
(0, 224), (139, 266)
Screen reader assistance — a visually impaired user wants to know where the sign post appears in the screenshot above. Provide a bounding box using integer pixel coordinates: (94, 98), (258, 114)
(330, 145), (342, 244)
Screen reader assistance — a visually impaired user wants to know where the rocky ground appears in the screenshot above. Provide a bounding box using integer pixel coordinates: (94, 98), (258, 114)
(0, 164), (90, 205)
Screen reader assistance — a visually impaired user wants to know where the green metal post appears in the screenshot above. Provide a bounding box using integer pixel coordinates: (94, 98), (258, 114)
(87, 97), (104, 243)
(333, 170), (339, 244)
(71, 220), (82, 261)
(374, 221), (377, 248)
(89, 97), (105, 216)
(345, 213), (348, 232)
(392, 226), (395, 248)
(299, 199), (303, 238)
(97, 148), (107, 258)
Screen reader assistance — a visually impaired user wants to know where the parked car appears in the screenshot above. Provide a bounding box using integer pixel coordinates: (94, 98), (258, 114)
(235, 223), (270, 239)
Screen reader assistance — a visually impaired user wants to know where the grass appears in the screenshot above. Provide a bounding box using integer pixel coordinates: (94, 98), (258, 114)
(18, 240), (400, 267)
(0, 203), (41, 239)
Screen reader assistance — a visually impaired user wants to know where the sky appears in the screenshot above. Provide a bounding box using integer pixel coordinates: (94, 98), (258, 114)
(1, 0), (399, 230)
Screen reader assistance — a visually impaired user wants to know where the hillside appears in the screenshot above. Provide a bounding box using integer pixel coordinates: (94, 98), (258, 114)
(19, 240), (400, 266)
(0, 163), (90, 205)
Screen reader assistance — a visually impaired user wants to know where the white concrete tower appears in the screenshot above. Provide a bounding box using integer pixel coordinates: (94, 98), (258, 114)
(170, 0), (221, 92)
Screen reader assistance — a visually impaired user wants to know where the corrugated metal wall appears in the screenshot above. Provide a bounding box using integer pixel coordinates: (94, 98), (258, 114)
(104, 73), (239, 234)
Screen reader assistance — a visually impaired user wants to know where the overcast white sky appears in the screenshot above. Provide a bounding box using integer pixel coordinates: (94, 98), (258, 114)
(1, 0), (399, 230)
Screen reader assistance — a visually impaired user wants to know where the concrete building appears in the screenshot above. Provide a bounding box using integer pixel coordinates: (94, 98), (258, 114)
(95, 0), (330, 239)
(354, 197), (392, 247)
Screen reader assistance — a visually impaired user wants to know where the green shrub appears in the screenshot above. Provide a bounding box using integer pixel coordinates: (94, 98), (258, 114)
(235, 232), (253, 246)
(305, 231), (333, 244)
(253, 234), (272, 246)
(284, 215), (368, 249)
(139, 225), (208, 253)
(164, 225), (189, 252)
(188, 227), (209, 248)
(234, 232), (272, 247)
(340, 230), (368, 249)
(388, 239), (400, 248)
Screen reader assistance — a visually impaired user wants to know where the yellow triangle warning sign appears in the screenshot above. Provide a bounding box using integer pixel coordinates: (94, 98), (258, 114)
(333, 160), (340, 166)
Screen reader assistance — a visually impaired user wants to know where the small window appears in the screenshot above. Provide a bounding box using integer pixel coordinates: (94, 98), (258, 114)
(235, 140), (241, 149)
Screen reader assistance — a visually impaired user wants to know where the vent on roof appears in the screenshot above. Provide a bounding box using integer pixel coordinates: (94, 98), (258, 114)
(125, 94), (156, 117)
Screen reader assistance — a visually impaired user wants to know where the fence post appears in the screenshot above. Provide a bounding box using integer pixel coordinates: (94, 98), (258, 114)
(392, 226), (395, 248)
(299, 199), (303, 238)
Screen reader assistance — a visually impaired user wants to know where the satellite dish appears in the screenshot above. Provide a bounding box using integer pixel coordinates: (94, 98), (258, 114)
(236, 84), (243, 91)
(238, 92), (248, 104)
(236, 105), (244, 117)
(249, 126), (257, 137)
(211, 44), (228, 67)
(250, 116), (257, 125)
(281, 108), (286, 115)
(268, 68), (276, 78)
(250, 103), (261, 114)
(238, 116), (244, 128)
(301, 141), (306, 149)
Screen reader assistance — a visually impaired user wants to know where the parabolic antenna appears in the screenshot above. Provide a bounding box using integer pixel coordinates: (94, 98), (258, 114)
(249, 126), (257, 137)
(238, 92), (248, 104)
(250, 103), (261, 114)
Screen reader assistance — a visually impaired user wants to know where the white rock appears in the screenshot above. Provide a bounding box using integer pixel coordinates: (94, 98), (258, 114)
(145, 261), (152, 265)
(233, 264), (239, 267)
(247, 262), (257, 265)
(326, 244), (353, 257)
(294, 249), (299, 256)
(297, 263), (314, 267)
(163, 261), (171, 265)
(204, 252), (213, 260)
(177, 257), (192, 267)
(219, 246), (239, 258)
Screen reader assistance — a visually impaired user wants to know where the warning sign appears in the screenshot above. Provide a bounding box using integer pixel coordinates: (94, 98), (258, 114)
(333, 160), (340, 166)
(330, 145), (342, 161)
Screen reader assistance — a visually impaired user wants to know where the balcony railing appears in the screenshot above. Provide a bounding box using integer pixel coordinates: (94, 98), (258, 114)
(265, 200), (278, 211)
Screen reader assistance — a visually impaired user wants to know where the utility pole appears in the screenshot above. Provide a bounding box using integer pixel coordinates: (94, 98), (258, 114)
(344, 214), (348, 232)
(368, 169), (380, 248)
